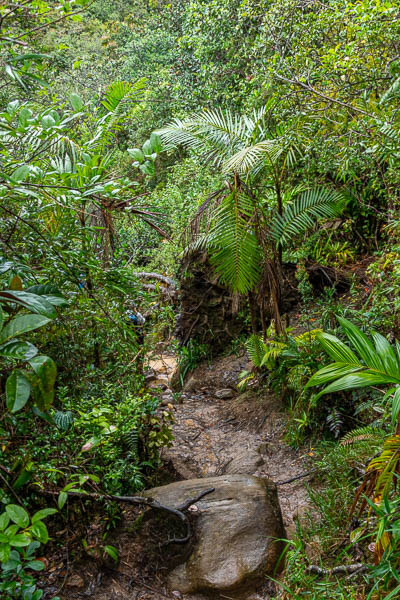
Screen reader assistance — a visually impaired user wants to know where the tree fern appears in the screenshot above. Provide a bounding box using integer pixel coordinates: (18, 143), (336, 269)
(270, 187), (347, 246)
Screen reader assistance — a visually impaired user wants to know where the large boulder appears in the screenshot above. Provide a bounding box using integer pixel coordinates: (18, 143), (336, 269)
(144, 474), (285, 593)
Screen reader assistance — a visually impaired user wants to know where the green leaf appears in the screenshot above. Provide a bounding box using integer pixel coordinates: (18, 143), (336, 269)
(26, 284), (68, 307)
(6, 371), (31, 412)
(104, 544), (119, 562)
(0, 340), (38, 360)
(0, 314), (51, 343)
(0, 513), (10, 531)
(150, 132), (162, 153)
(58, 492), (67, 509)
(11, 165), (29, 182)
(32, 508), (57, 523)
(30, 521), (48, 544)
(142, 139), (152, 156)
(0, 544), (11, 564)
(0, 290), (57, 318)
(69, 93), (83, 111)
(27, 560), (45, 571)
(29, 355), (57, 392)
(392, 386), (400, 427)
(127, 148), (145, 163)
(316, 332), (360, 365)
(9, 534), (31, 547)
(6, 504), (29, 528)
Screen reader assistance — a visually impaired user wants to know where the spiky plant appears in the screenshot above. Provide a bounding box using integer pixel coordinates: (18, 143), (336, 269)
(307, 316), (400, 562)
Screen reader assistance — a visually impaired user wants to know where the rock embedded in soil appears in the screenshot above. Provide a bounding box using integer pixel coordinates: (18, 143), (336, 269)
(144, 474), (285, 593)
(215, 388), (234, 399)
(224, 449), (264, 475)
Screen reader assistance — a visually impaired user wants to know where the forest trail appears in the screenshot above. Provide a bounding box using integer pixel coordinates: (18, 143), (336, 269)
(53, 351), (315, 600)
(151, 351), (313, 538)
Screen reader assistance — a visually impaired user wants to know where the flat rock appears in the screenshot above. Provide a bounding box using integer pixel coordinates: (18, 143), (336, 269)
(144, 474), (285, 593)
(215, 388), (234, 399)
(224, 449), (264, 474)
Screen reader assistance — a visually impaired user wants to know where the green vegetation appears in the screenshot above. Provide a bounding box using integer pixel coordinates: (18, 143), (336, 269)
(1, 0), (400, 597)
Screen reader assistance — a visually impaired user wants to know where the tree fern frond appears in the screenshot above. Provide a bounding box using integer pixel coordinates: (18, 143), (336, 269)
(270, 187), (347, 245)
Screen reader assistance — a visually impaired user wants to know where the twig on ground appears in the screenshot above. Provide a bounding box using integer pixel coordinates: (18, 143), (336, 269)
(276, 470), (316, 485)
(307, 563), (370, 577)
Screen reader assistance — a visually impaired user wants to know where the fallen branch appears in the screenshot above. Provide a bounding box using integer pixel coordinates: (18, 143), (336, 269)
(35, 487), (215, 545)
(276, 470), (316, 486)
(307, 563), (370, 577)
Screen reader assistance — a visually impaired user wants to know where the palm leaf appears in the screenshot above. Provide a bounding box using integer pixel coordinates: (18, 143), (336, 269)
(208, 191), (261, 293)
(270, 187), (347, 245)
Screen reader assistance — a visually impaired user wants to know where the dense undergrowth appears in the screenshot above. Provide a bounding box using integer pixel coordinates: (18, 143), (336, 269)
(1, 0), (400, 598)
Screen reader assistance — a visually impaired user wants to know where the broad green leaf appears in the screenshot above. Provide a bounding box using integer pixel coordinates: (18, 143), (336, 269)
(6, 371), (31, 412)
(29, 355), (57, 392)
(104, 544), (119, 562)
(9, 534), (31, 547)
(314, 372), (397, 400)
(392, 386), (400, 427)
(0, 513), (10, 531)
(142, 139), (152, 156)
(150, 132), (162, 153)
(337, 316), (387, 373)
(26, 560), (45, 571)
(139, 161), (155, 176)
(0, 314), (51, 343)
(32, 508), (57, 523)
(31, 520), (48, 544)
(0, 340), (38, 360)
(317, 332), (360, 364)
(0, 290), (57, 318)
(0, 544), (11, 564)
(306, 363), (364, 388)
(25, 284), (68, 307)
(5, 504), (29, 528)
(11, 165), (29, 182)
(69, 93), (83, 111)
(58, 492), (67, 509)
(127, 148), (144, 163)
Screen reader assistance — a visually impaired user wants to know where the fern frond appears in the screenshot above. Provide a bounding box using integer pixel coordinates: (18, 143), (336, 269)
(340, 425), (383, 446)
(270, 187), (347, 246)
(125, 428), (139, 458)
(246, 334), (267, 368)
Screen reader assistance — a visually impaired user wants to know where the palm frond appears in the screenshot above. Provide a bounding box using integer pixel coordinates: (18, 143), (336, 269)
(207, 191), (262, 293)
(101, 79), (146, 113)
(222, 140), (283, 174)
(270, 187), (347, 245)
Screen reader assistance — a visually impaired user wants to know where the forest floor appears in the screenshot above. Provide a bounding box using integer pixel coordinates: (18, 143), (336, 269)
(42, 350), (316, 600)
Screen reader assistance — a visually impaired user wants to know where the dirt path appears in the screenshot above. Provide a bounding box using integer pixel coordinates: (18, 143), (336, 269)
(154, 352), (313, 537)
(49, 351), (314, 600)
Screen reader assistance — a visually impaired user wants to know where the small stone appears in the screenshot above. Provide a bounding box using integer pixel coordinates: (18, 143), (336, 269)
(257, 442), (270, 455)
(215, 389), (234, 399)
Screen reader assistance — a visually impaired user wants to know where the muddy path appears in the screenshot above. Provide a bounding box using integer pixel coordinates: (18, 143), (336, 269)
(46, 351), (314, 600)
